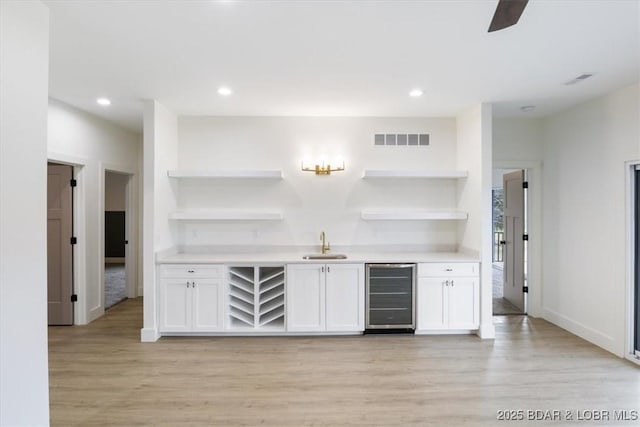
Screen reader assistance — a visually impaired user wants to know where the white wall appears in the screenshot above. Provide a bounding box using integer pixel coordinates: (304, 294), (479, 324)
(541, 83), (639, 356)
(48, 99), (141, 323)
(105, 171), (128, 211)
(493, 118), (543, 163)
(176, 116), (458, 249)
(141, 100), (178, 342)
(0, 1), (50, 425)
(456, 104), (495, 339)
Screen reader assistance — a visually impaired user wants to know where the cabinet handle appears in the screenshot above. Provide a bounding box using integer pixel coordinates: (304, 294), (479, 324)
(451, 280), (454, 287)
(327, 266), (330, 273)
(188, 270), (195, 273)
(445, 268), (453, 272)
(444, 280), (449, 286)
(186, 281), (190, 288)
(321, 266), (324, 273)
(192, 282), (196, 288)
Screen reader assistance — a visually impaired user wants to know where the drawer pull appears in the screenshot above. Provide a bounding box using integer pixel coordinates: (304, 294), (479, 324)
(187, 269), (195, 273)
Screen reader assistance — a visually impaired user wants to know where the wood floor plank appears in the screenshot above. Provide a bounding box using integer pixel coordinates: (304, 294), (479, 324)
(48, 298), (640, 426)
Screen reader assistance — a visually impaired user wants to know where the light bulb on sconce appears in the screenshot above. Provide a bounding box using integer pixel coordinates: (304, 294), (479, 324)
(301, 157), (346, 175)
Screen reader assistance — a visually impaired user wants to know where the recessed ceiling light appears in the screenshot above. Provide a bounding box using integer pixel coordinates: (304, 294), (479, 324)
(96, 97), (111, 106)
(520, 105), (536, 112)
(409, 89), (423, 97)
(217, 87), (232, 96)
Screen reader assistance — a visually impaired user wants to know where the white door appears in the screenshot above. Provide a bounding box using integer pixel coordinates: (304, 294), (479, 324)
(447, 278), (479, 329)
(325, 264), (364, 332)
(191, 279), (223, 331)
(160, 279), (190, 332)
(503, 170), (525, 312)
(416, 278), (447, 330)
(286, 264), (325, 332)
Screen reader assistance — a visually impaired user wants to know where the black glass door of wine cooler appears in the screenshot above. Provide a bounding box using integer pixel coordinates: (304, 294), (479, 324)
(366, 264), (415, 330)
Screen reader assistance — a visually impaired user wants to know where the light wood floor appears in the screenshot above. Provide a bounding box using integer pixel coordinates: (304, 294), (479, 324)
(49, 298), (639, 426)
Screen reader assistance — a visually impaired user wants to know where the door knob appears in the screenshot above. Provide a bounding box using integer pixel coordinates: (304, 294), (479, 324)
(499, 240), (506, 245)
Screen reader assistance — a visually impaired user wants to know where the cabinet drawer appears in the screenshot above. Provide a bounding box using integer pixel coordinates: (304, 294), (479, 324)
(159, 264), (222, 278)
(418, 263), (478, 277)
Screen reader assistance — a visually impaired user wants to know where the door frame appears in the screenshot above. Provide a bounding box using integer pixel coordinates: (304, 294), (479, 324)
(625, 160), (640, 366)
(48, 152), (88, 325)
(494, 160), (542, 318)
(100, 162), (138, 312)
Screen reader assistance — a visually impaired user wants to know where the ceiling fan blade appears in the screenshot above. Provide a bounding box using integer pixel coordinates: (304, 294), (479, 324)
(488, 0), (529, 32)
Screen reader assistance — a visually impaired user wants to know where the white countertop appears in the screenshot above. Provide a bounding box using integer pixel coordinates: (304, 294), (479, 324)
(156, 246), (479, 264)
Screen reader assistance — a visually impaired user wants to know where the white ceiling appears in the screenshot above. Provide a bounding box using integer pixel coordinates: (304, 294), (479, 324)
(46, 0), (640, 133)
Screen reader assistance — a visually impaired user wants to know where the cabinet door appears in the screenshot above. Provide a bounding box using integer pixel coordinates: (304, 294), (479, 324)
(416, 278), (447, 330)
(191, 279), (223, 332)
(286, 264), (325, 332)
(159, 279), (190, 332)
(447, 277), (479, 329)
(325, 263), (364, 332)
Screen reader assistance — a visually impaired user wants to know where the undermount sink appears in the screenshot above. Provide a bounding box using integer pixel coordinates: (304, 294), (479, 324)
(302, 253), (348, 260)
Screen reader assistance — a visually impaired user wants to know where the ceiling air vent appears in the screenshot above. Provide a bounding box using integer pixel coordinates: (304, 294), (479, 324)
(564, 73), (594, 86)
(374, 133), (429, 146)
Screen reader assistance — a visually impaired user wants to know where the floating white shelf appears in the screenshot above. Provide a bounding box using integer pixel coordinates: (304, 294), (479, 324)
(167, 170), (283, 179)
(362, 170), (468, 179)
(361, 209), (468, 221)
(168, 209), (284, 221)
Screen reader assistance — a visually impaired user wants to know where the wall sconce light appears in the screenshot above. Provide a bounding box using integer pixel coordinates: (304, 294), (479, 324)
(301, 159), (345, 175)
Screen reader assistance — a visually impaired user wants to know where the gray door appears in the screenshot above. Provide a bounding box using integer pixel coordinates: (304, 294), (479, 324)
(48, 163), (73, 325)
(503, 170), (525, 312)
(635, 167), (640, 355)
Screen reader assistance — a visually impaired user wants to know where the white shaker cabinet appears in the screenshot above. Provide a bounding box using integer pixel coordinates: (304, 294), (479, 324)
(286, 264), (325, 332)
(158, 264), (224, 333)
(416, 263), (479, 332)
(286, 263), (364, 333)
(325, 264), (364, 332)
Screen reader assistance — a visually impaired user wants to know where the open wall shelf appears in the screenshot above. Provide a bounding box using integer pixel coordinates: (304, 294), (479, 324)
(168, 170), (283, 179)
(169, 209), (284, 221)
(361, 209), (468, 221)
(362, 170), (468, 179)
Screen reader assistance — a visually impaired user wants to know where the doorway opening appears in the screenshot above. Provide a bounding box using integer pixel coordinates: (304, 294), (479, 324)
(47, 162), (75, 325)
(492, 168), (527, 315)
(630, 163), (640, 362)
(104, 171), (130, 310)
(635, 166), (639, 359)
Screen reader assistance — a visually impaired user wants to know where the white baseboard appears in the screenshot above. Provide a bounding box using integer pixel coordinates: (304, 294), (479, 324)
(140, 328), (160, 342)
(88, 305), (103, 323)
(477, 322), (496, 339)
(542, 308), (622, 357)
(415, 330), (476, 335)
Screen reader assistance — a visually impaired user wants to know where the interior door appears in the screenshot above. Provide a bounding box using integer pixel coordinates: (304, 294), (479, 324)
(503, 170), (525, 312)
(635, 167), (640, 355)
(47, 163), (74, 325)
